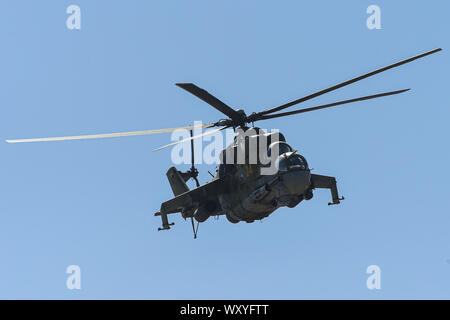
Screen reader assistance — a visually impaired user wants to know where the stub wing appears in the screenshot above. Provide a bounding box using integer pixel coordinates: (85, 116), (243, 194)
(154, 177), (228, 231)
(156, 177), (226, 215)
(310, 174), (344, 205)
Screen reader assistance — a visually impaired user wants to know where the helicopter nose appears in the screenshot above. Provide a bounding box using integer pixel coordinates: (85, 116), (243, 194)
(282, 170), (311, 195)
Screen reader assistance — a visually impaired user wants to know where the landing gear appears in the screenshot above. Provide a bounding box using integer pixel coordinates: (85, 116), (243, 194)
(304, 189), (313, 200)
(194, 208), (210, 223)
(287, 195), (303, 208)
(226, 212), (239, 224)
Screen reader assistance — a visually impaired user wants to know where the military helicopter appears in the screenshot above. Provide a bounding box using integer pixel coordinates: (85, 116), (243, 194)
(6, 48), (441, 238)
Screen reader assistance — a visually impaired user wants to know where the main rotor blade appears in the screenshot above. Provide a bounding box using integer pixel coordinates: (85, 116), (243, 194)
(176, 83), (242, 123)
(5, 123), (215, 144)
(256, 88), (410, 121)
(256, 48), (442, 116)
(153, 126), (228, 151)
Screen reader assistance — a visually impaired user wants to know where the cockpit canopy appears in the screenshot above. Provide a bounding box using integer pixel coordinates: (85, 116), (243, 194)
(267, 141), (293, 158)
(275, 153), (308, 171)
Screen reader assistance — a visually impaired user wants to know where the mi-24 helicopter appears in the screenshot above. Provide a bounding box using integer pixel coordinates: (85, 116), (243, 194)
(6, 48), (442, 238)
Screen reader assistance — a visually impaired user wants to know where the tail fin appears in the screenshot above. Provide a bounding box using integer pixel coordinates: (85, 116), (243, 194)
(166, 167), (190, 196)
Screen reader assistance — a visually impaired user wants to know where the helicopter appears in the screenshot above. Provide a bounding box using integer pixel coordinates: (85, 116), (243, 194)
(6, 48), (442, 239)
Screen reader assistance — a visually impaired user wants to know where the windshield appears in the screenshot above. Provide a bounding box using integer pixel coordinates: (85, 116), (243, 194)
(276, 154), (308, 171)
(287, 155), (307, 170)
(267, 142), (293, 157)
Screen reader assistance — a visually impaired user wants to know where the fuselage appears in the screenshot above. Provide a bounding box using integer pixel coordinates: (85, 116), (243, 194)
(214, 127), (312, 223)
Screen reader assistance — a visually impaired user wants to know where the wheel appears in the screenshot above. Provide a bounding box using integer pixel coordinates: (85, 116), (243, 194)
(226, 212), (239, 224)
(287, 195), (304, 208)
(304, 189), (313, 200)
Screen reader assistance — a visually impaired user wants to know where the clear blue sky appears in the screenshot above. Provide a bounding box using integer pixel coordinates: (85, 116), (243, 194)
(0, 1), (449, 299)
